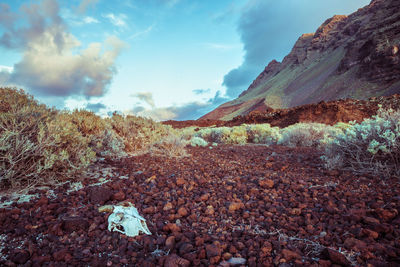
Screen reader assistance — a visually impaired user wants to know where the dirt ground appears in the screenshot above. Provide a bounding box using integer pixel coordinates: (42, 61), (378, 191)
(1, 145), (399, 266)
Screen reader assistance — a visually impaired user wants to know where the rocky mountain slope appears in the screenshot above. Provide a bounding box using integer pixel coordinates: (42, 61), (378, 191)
(164, 94), (400, 129)
(202, 0), (400, 120)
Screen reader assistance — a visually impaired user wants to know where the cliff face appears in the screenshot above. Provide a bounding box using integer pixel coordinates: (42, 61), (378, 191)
(202, 0), (400, 120)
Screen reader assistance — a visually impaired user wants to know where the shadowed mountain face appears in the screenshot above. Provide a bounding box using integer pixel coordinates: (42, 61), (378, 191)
(202, 0), (400, 120)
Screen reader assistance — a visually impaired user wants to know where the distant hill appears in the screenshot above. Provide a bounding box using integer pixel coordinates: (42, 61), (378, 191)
(202, 0), (400, 120)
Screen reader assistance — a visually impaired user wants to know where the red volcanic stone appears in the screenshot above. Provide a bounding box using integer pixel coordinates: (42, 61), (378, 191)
(164, 254), (190, 267)
(112, 191), (126, 201)
(31, 255), (51, 265)
(10, 249), (30, 264)
(176, 178), (186, 186)
(344, 237), (367, 251)
(62, 216), (89, 232)
(179, 242), (194, 255)
(53, 248), (71, 261)
(259, 178), (274, 188)
(282, 249), (301, 261)
(165, 236), (176, 250)
(163, 223), (181, 233)
(205, 244), (221, 258)
(323, 248), (351, 266)
(89, 187), (113, 204)
(228, 202), (243, 212)
(143, 206), (157, 214)
(200, 193), (209, 201)
(375, 208), (397, 222)
(177, 207), (188, 217)
(35, 196), (49, 206)
(163, 202), (173, 211)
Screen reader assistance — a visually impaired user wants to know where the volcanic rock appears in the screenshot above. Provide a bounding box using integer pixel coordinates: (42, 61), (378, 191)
(61, 216), (89, 232)
(323, 248), (351, 266)
(164, 254), (190, 267)
(89, 187), (112, 204)
(10, 249), (30, 264)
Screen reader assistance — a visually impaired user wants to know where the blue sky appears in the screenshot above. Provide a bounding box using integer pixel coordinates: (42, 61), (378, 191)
(0, 0), (370, 120)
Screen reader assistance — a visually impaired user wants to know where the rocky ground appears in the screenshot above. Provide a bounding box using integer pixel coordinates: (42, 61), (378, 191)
(164, 94), (400, 129)
(1, 145), (400, 266)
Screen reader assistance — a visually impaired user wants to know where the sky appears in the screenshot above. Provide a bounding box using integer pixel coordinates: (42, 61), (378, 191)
(0, 0), (370, 120)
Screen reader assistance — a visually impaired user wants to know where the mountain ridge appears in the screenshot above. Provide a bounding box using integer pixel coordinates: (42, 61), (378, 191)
(202, 0), (400, 120)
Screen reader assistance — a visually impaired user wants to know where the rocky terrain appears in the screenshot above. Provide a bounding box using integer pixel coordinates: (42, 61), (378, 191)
(164, 94), (400, 129)
(202, 0), (400, 121)
(1, 145), (400, 266)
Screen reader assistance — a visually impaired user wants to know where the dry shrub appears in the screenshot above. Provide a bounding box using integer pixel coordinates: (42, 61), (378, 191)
(195, 126), (248, 144)
(322, 108), (400, 177)
(278, 123), (343, 148)
(0, 88), (95, 188)
(69, 110), (126, 158)
(106, 113), (172, 153)
(245, 123), (281, 145)
(149, 133), (188, 158)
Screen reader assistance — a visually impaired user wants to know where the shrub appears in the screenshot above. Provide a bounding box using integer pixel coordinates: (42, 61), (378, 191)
(149, 133), (188, 157)
(278, 122), (343, 148)
(245, 123), (281, 145)
(190, 136), (208, 147)
(195, 126), (247, 144)
(106, 113), (172, 153)
(38, 112), (96, 179)
(69, 110), (126, 158)
(0, 88), (96, 188)
(322, 108), (400, 177)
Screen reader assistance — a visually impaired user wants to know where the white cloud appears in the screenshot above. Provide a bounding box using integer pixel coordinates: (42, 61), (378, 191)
(83, 16), (99, 24)
(131, 92), (155, 107)
(0, 65), (13, 73)
(129, 24), (154, 40)
(0, 0), (126, 98)
(104, 13), (127, 28)
(202, 42), (240, 51)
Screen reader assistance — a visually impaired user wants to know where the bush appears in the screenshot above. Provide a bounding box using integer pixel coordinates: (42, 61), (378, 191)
(190, 136), (208, 147)
(245, 124), (281, 145)
(322, 108), (400, 177)
(106, 113), (172, 153)
(0, 88), (96, 188)
(195, 126), (248, 144)
(149, 133), (188, 157)
(278, 122), (343, 148)
(69, 110), (126, 158)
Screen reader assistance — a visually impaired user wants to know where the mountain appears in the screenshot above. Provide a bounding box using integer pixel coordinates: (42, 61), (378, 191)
(202, 0), (400, 121)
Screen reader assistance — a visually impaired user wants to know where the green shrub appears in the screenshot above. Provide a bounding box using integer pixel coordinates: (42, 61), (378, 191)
(322, 108), (400, 177)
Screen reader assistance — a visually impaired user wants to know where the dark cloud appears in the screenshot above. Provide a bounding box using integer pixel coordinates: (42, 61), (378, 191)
(132, 106), (146, 113)
(131, 92), (155, 107)
(76, 0), (99, 14)
(192, 88), (211, 95)
(223, 0), (370, 98)
(86, 102), (106, 113)
(0, 0), (125, 98)
(131, 90), (228, 121)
